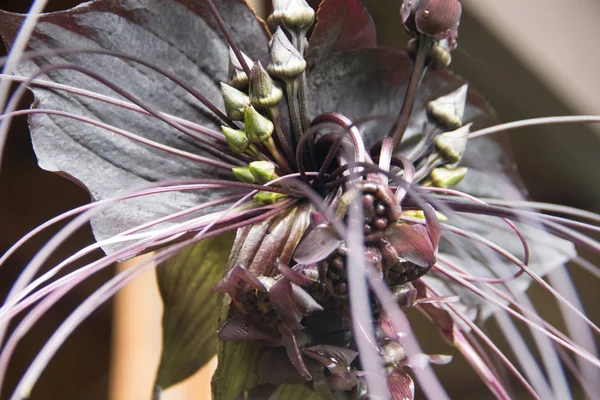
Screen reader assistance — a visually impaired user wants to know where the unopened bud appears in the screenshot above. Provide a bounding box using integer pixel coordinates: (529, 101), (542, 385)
(434, 123), (471, 164)
(232, 166), (256, 183)
(429, 166), (468, 188)
(221, 83), (250, 120)
(427, 84), (468, 129)
(221, 126), (249, 154)
(407, 37), (452, 68)
(400, 0), (461, 48)
(228, 47), (254, 89)
(249, 161), (276, 183)
(244, 105), (274, 143)
(254, 191), (287, 204)
(269, 0), (315, 32)
(402, 209), (448, 222)
(249, 61), (283, 109)
(268, 27), (307, 80)
(430, 39), (453, 69)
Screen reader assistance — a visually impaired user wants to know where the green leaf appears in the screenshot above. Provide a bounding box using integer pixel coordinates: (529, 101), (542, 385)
(154, 231), (236, 392)
(212, 335), (266, 400)
(270, 384), (321, 400)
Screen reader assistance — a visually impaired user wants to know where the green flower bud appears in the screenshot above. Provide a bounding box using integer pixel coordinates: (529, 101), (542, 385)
(232, 166), (256, 183)
(228, 47), (254, 89)
(221, 126), (249, 154)
(429, 166), (468, 188)
(249, 161), (276, 183)
(244, 105), (274, 143)
(427, 84), (467, 129)
(267, 27), (306, 80)
(269, 0), (315, 32)
(402, 209), (448, 222)
(221, 83), (250, 120)
(430, 39), (453, 69)
(249, 61), (283, 109)
(434, 123), (471, 164)
(254, 191), (287, 204)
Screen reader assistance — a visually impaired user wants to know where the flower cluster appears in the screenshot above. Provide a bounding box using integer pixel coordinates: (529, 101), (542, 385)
(0, 0), (598, 399)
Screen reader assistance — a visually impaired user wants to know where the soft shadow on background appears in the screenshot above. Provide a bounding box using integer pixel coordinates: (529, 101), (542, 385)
(0, 0), (598, 399)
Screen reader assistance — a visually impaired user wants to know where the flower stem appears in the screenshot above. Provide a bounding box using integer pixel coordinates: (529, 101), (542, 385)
(389, 35), (432, 147)
(293, 32), (311, 132)
(266, 107), (295, 172)
(285, 80), (304, 142)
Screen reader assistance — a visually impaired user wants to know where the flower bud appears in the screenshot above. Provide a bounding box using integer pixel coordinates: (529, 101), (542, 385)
(254, 191), (287, 204)
(407, 37), (452, 68)
(400, 0), (461, 48)
(249, 161), (276, 183)
(228, 47), (254, 89)
(232, 166), (256, 183)
(269, 0), (315, 32)
(429, 166), (468, 188)
(221, 83), (250, 120)
(427, 84), (468, 129)
(249, 61), (283, 109)
(429, 39), (453, 69)
(434, 123), (471, 164)
(402, 209), (448, 222)
(244, 105), (274, 143)
(221, 126), (249, 153)
(267, 27), (307, 80)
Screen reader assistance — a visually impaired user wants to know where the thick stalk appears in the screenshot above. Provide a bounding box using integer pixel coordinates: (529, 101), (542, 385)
(293, 32), (311, 132)
(266, 107), (295, 172)
(285, 80), (304, 142)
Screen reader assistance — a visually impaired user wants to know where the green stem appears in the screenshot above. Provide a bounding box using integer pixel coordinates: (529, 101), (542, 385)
(294, 31), (311, 132)
(267, 107), (295, 171)
(285, 80), (304, 142)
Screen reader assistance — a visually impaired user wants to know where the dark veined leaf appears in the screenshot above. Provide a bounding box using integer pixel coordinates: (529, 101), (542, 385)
(0, 0), (269, 253)
(307, 48), (493, 148)
(307, 0), (377, 66)
(154, 231), (235, 392)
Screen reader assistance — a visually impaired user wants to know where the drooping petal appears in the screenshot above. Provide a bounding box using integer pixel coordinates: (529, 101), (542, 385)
(259, 347), (307, 385)
(387, 369), (415, 400)
(294, 223), (342, 264)
(154, 232), (235, 390)
(386, 223), (435, 268)
(0, 0), (270, 251)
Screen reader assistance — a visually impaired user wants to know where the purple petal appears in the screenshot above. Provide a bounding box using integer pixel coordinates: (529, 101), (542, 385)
(388, 369), (415, 400)
(386, 223), (436, 268)
(294, 225), (342, 265)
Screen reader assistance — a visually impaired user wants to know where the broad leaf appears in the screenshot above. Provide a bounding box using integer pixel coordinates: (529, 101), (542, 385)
(212, 338), (266, 400)
(307, 48), (493, 148)
(0, 0), (269, 253)
(307, 0), (377, 66)
(270, 383), (321, 400)
(154, 232), (235, 391)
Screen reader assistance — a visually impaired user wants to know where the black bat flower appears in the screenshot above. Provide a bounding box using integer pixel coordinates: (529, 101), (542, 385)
(0, 0), (599, 399)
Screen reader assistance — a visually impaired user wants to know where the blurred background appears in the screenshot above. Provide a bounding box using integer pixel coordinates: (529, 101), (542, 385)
(0, 0), (599, 399)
